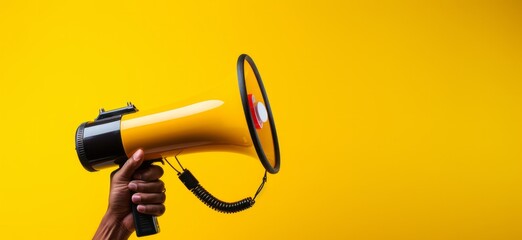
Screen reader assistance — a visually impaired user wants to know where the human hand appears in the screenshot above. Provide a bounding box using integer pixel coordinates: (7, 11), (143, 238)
(94, 149), (166, 240)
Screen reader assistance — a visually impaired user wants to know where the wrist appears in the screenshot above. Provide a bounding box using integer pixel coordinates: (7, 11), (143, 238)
(93, 211), (133, 240)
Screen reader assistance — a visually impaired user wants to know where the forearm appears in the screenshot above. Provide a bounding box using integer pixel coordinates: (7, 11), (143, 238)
(93, 212), (133, 240)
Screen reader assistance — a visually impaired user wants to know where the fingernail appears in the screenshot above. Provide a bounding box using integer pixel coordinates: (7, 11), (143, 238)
(137, 205), (146, 213)
(132, 194), (141, 203)
(132, 149), (143, 161)
(128, 182), (138, 191)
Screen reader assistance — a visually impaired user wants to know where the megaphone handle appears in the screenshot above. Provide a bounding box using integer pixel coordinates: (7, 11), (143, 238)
(131, 197), (160, 237)
(130, 160), (162, 237)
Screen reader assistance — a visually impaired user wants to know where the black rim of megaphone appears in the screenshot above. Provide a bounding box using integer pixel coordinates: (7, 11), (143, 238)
(237, 54), (280, 174)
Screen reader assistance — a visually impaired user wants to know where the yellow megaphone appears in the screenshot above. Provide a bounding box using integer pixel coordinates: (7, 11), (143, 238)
(75, 54), (280, 237)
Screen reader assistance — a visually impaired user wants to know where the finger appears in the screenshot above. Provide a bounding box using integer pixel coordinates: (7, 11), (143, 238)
(132, 165), (164, 181)
(128, 180), (165, 193)
(137, 204), (166, 216)
(113, 149), (144, 181)
(132, 192), (166, 204)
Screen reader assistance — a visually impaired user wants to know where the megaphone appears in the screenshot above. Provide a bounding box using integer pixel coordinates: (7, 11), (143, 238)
(75, 54), (280, 237)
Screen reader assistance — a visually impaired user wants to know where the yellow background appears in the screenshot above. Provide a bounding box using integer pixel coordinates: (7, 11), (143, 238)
(0, 0), (521, 239)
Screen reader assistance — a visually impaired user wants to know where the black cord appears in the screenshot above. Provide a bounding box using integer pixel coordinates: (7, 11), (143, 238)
(253, 171), (267, 201)
(164, 157), (180, 174)
(164, 157), (268, 214)
(174, 154), (185, 170)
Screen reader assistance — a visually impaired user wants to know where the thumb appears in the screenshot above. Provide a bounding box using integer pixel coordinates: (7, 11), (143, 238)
(113, 149), (145, 181)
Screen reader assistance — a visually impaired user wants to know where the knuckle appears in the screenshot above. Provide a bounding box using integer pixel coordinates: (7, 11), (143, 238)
(159, 205), (166, 215)
(160, 193), (166, 202)
(158, 181), (165, 190)
(150, 166), (164, 179)
(157, 166), (164, 177)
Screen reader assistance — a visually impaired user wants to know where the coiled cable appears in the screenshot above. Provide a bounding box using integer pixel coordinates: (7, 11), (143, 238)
(179, 169), (255, 213)
(165, 156), (267, 214)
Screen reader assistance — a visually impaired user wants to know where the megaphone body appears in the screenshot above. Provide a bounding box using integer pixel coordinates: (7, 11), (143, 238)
(75, 54), (280, 237)
(78, 94), (275, 172)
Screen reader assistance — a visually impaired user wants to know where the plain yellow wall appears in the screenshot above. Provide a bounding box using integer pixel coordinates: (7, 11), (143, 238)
(0, 1), (521, 239)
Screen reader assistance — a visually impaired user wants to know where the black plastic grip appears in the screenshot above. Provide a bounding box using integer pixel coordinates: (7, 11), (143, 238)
(132, 201), (160, 237)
